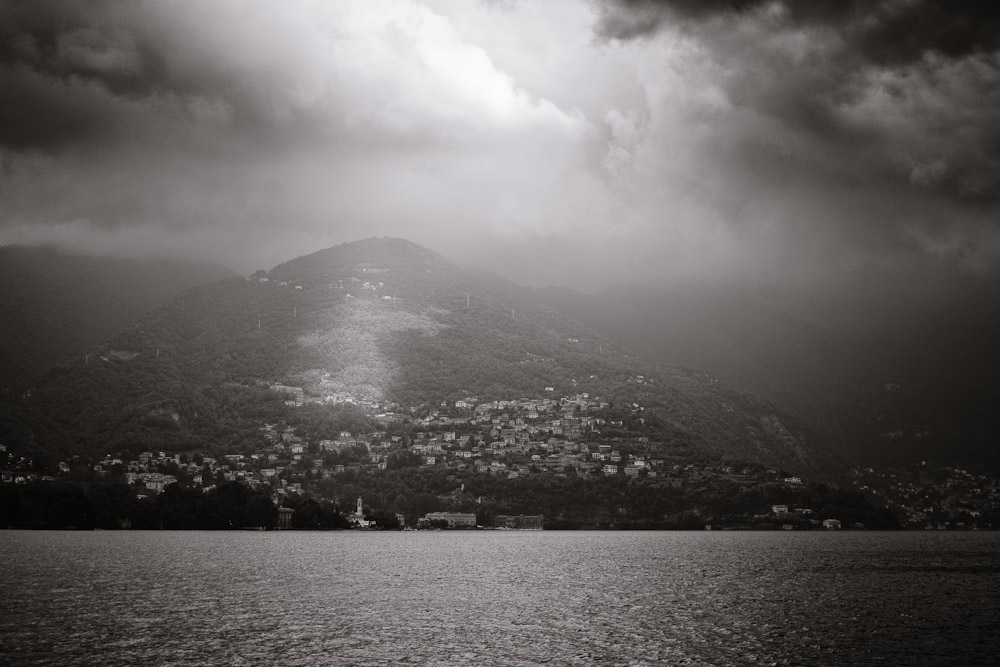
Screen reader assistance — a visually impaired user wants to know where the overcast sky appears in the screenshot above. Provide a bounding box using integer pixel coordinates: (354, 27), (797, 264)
(2, 0), (999, 315)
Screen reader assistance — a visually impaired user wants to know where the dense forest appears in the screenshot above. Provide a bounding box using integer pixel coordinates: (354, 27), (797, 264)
(0, 480), (280, 530)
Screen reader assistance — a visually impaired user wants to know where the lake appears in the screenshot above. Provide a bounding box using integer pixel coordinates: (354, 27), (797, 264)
(1, 531), (998, 666)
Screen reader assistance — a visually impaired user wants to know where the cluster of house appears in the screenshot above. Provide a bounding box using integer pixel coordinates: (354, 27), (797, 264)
(269, 382), (384, 411)
(18, 389), (996, 531)
(852, 463), (998, 529)
(0, 392), (737, 498)
(0, 446), (311, 502)
(766, 504), (842, 530)
(252, 392), (680, 481)
(386, 393), (674, 479)
(0, 390), (813, 501)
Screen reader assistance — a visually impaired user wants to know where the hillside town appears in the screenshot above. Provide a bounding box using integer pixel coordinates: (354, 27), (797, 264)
(3, 388), (999, 530)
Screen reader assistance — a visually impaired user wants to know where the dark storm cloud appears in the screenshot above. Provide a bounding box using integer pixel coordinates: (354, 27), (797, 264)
(596, 0), (1000, 160)
(0, 1), (155, 96)
(0, 0), (317, 155)
(593, 0), (1000, 252)
(596, 0), (1000, 65)
(0, 64), (118, 150)
(0, 1), (126, 150)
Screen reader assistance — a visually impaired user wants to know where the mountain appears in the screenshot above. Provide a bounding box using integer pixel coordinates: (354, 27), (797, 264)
(0, 246), (236, 462)
(532, 283), (1000, 469)
(532, 284), (862, 413)
(0, 246), (236, 392)
(19, 238), (836, 471)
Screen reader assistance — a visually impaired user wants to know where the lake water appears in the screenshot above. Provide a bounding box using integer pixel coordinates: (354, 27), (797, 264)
(1, 531), (998, 666)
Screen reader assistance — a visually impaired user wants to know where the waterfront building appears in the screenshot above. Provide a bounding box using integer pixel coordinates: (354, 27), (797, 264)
(424, 512), (477, 528)
(495, 514), (544, 530)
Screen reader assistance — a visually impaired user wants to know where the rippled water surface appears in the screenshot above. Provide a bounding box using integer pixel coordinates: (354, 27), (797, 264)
(2, 531), (998, 666)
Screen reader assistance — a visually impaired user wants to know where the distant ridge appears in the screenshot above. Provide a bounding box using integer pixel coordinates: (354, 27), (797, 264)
(0, 246), (235, 392)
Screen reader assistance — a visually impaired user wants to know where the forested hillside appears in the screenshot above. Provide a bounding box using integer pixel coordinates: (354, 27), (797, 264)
(0, 246), (234, 392)
(18, 238), (836, 470)
(532, 283), (1000, 469)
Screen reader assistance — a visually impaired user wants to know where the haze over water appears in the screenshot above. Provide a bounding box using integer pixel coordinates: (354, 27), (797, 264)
(2, 531), (997, 666)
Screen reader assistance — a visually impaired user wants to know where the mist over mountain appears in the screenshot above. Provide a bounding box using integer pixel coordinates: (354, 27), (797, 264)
(5, 237), (997, 475)
(533, 280), (1000, 469)
(0, 246), (235, 392)
(15, 238), (837, 472)
(0, 246), (235, 464)
(534, 284), (858, 410)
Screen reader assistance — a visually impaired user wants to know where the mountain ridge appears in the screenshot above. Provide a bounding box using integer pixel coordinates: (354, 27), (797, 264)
(530, 280), (1000, 469)
(0, 245), (236, 393)
(17, 237), (836, 472)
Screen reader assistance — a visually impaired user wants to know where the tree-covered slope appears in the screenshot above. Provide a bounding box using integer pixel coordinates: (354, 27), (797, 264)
(0, 246), (235, 392)
(532, 282), (1000, 470)
(21, 238), (838, 470)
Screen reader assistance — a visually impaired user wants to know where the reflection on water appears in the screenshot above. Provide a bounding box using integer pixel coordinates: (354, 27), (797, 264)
(1, 531), (998, 666)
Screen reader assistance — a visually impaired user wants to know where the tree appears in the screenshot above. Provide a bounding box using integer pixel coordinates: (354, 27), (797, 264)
(209, 481), (252, 528)
(289, 497), (349, 529)
(386, 450), (421, 470)
(411, 492), (439, 518)
(158, 484), (213, 529)
(246, 495), (278, 529)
